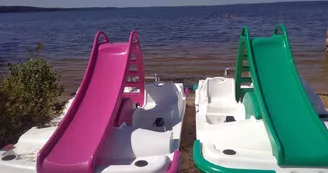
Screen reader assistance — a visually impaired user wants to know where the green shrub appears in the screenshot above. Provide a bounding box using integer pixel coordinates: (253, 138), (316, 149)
(0, 43), (64, 148)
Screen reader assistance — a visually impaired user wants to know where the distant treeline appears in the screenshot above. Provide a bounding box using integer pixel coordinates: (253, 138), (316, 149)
(0, 6), (117, 13)
(1, 1), (327, 13)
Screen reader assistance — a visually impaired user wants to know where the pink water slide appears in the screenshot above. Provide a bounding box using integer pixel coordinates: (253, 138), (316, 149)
(36, 31), (145, 173)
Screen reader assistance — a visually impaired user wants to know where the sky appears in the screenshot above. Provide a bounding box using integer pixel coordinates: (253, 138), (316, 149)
(0, 0), (315, 8)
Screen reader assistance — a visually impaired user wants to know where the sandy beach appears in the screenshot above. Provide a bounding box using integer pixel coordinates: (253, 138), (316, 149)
(179, 93), (200, 173)
(178, 93), (328, 173)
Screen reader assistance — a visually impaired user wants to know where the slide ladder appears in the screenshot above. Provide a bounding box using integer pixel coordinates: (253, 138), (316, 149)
(123, 35), (145, 106)
(235, 24), (328, 166)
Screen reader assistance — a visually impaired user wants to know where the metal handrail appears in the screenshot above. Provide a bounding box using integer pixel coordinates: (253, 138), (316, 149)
(224, 67), (235, 77)
(145, 73), (160, 82)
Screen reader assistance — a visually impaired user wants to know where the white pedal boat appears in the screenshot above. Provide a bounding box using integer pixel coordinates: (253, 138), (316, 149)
(194, 71), (328, 173)
(0, 31), (186, 173)
(193, 24), (328, 173)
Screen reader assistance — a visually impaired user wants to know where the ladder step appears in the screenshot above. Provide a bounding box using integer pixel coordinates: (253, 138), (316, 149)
(128, 71), (139, 76)
(242, 88), (253, 92)
(126, 82), (141, 87)
(124, 93), (140, 96)
(242, 66), (249, 71)
(129, 60), (137, 65)
(241, 77), (252, 83)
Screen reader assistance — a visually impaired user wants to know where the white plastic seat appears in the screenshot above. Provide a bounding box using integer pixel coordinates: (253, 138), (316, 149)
(200, 77), (245, 123)
(207, 77), (236, 104)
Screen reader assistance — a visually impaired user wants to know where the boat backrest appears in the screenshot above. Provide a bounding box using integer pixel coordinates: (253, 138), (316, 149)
(207, 77), (236, 103)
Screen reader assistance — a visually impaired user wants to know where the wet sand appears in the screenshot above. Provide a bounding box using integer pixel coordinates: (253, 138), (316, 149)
(179, 93), (200, 173)
(178, 93), (328, 173)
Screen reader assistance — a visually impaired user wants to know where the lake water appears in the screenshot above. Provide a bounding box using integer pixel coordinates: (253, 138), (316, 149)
(1, 1), (328, 99)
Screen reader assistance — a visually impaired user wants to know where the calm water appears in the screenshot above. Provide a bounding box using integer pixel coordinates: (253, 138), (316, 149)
(1, 1), (328, 98)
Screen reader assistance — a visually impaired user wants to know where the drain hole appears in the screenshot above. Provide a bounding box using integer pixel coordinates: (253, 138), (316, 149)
(225, 116), (236, 123)
(319, 114), (328, 118)
(135, 160), (148, 167)
(2, 155), (17, 161)
(153, 118), (165, 127)
(223, 149), (236, 155)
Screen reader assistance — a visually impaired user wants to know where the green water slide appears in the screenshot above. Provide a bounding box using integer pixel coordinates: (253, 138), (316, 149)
(236, 24), (328, 166)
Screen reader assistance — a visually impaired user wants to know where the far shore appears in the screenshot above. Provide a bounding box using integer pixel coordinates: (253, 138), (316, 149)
(0, 1), (323, 14)
(0, 6), (117, 14)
